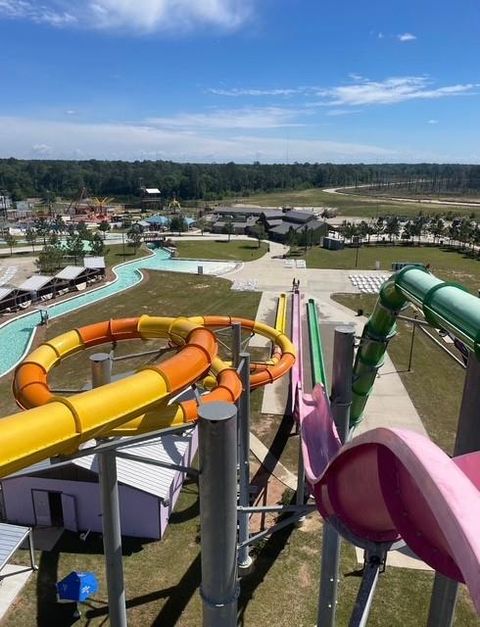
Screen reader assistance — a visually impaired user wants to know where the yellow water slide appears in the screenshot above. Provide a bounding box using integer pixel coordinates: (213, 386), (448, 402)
(1, 313), (295, 478)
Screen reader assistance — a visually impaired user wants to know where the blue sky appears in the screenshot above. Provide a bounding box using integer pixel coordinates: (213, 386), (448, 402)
(0, 0), (479, 163)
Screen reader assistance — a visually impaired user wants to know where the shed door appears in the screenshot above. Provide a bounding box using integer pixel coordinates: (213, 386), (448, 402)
(32, 490), (52, 527)
(61, 494), (78, 532)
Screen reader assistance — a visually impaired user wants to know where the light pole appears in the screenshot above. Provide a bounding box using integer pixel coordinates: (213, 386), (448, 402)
(408, 315), (417, 372)
(353, 236), (360, 268)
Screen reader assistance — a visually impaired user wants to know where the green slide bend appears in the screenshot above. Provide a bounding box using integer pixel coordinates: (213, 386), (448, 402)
(351, 265), (480, 426)
(307, 298), (328, 387)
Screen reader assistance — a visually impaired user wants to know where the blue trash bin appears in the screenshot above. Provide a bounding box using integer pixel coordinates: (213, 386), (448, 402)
(57, 571), (99, 602)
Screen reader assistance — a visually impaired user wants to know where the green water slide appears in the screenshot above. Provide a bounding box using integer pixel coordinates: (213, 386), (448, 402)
(307, 298), (328, 388)
(351, 265), (480, 426)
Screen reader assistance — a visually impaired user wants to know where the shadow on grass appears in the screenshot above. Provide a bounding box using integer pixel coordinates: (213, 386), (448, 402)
(53, 531), (147, 557)
(168, 481), (200, 525)
(82, 554), (201, 626)
(237, 524), (295, 625)
(437, 245), (480, 261)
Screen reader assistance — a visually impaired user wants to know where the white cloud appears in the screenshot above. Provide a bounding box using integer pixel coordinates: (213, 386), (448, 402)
(325, 109), (359, 117)
(378, 32), (384, 39)
(0, 115), (396, 162)
(0, 1), (76, 26)
(32, 143), (53, 156)
(0, 0), (252, 32)
(428, 119), (439, 124)
(65, 109), (77, 115)
(147, 107), (305, 129)
(210, 77), (478, 108)
(319, 76), (477, 107)
(398, 32), (416, 42)
(208, 87), (300, 97)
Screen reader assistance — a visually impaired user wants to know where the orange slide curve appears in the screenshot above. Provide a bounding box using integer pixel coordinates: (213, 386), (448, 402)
(3, 314), (295, 478)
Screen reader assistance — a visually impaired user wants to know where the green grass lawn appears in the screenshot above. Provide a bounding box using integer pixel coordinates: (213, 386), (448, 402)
(304, 244), (480, 291)
(231, 188), (475, 218)
(104, 243), (151, 267)
(174, 239), (268, 261)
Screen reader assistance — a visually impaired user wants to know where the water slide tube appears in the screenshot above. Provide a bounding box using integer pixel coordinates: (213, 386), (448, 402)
(247, 292), (288, 373)
(2, 314), (295, 478)
(350, 265), (480, 426)
(292, 292), (341, 483)
(293, 294), (480, 611)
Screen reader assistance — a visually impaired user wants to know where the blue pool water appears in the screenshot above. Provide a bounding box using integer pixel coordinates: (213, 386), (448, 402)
(0, 248), (236, 377)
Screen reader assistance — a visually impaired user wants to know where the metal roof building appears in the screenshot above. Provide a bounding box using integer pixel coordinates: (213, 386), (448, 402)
(55, 266), (86, 280)
(0, 523), (36, 578)
(1, 429), (198, 540)
(145, 215), (169, 226)
(83, 256), (106, 269)
(17, 275), (54, 292)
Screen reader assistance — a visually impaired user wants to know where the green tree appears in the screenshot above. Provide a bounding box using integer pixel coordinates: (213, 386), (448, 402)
(64, 234), (85, 265)
(222, 219), (234, 242)
(36, 245), (64, 274)
(430, 217), (445, 244)
(52, 215), (65, 233)
(98, 220), (111, 240)
(385, 216), (400, 242)
(48, 233), (59, 247)
(4, 233), (16, 256)
(127, 223), (144, 253)
(25, 227), (37, 252)
(286, 228), (297, 251)
(34, 217), (50, 245)
(197, 217), (208, 235)
(90, 233), (105, 256)
(77, 221), (91, 241)
(169, 215), (187, 235)
(251, 224), (266, 248)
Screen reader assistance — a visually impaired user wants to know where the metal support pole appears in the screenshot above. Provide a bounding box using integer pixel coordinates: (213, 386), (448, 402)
(232, 321), (242, 468)
(28, 531), (37, 570)
(407, 316), (417, 372)
(427, 353), (480, 626)
(231, 322), (242, 370)
(317, 325), (354, 627)
(91, 353), (127, 627)
(330, 326), (354, 442)
(349, 551), (384, 627)
(238, 352), (253, 574)
(453, 353), (480, 454)
(198, 402), (239, 627)
(295, 429), (306, 518)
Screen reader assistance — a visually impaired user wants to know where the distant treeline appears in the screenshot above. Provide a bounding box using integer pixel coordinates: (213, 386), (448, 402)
(1, 158), (480, 201)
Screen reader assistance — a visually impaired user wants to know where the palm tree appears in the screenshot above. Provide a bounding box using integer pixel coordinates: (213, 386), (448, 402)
(222, 219), (234, 242)
(430, 217), (445, 244)
(25, 227), (37, 252)
(385, 216), (400, 242)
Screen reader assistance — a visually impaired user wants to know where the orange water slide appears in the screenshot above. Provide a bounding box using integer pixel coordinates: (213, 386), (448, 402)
(4, 314), (295, 477)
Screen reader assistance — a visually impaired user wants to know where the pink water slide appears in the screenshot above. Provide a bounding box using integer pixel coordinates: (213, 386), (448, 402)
(291, 291), (480, 612)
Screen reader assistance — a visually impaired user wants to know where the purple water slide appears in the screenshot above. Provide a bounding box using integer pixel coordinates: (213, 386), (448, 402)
(291, 292), (480, 612)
